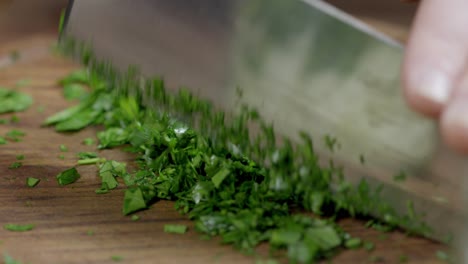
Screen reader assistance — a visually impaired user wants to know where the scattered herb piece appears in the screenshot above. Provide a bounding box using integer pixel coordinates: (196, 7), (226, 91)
(10, 115), (19, 123)
(58, 154), (65, 160)
(9, 162), (22, 169)
(56, 167), (80, 186)
(111, 256), (123, 262)
(4, 223), (35, 232)
(3, 253), (22, 264)
(122, 187), (146, 215)
(58, 8), (66, 34)
(399, 254), (408, 263)
(131, 215), (140, 221)
(77, 151), (98, 159)
(97, 127), (129, 149)
(82, 137), (95, 145)
(77, 158), (106, 166)
(0, 118), (8, 124)
(46, 37), (436, 263)
(344, 238), (362, 249)
(435, 251), (451, 262)
(59, 144), (68, 152)
(16, 154), (25, 160)
(164, 224), (188, 234)
(359, 154), (365, 164)
(95, 160), (125, 192)
(363, 241), (375, 252)
(0, 136), (6, 145)
(87, 230), (94, 236)
(58, 69), (89, 86)
(0, 88), (32, 114)
(6, 129), (25, 142)
(393, 171), (407, 182)
(63, 83), (87, 100)
(26, 177), (40, 188)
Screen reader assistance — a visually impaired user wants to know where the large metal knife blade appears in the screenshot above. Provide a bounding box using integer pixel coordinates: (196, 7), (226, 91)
(63, 0), (467, 251)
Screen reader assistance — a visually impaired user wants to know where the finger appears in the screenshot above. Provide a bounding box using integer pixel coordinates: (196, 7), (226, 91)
(402, 0), (468, 118)
(441, 71), (468, 153)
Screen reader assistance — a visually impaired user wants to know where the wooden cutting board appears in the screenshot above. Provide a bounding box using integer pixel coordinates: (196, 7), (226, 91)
(0, 1), (451, 263)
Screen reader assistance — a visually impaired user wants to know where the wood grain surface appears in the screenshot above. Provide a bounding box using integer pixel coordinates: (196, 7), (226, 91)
(0, 1), (453, 264)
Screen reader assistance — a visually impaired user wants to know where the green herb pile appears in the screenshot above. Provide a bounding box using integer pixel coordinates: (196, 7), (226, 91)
(39, 37), (433, 262)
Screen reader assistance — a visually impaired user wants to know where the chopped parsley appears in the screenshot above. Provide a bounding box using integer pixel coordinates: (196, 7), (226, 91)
(4, 223), (35, 232)
(9, 162), (22, 169)
(122, 187), (146, 215)
(26, 177), (40, 188)
(77, 151), (98, 159)
(164, 224), (188, 234)
(393, 171), (407, 182)
(6, 129), (25, 142)
(59, 144), (68, 152)
(3, 253), (22, 264)
(111, 256), (123, 262)
(63, 83), (88, 100)
(82, 137), (95, 145)
(436, 251), (452, 262)
(363, 241), (375, 251)
(44, 38), (435, 263)
(77, 157), (105, 166)
(56, 167), (80, 186)
(16, 154), (25, 160)
(344, 237), (362, 249)
(131, 215), (140, 221)
(0, 88), (33, 114)
(10, 115), (19, 123)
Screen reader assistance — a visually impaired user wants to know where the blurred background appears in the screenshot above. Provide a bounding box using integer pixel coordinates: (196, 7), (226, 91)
(0, 0), (418, 45)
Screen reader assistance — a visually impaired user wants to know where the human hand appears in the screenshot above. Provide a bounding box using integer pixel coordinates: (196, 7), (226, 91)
(402, 0), (468, 153)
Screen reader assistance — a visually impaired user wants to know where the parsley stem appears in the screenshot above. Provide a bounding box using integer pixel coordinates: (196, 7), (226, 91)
(77, 158), (106, 165)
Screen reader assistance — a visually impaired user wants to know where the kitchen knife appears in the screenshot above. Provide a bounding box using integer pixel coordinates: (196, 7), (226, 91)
(61, 0), (467, 257)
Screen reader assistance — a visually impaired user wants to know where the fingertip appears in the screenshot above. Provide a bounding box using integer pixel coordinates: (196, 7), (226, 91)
(440, 100), (468, 154)
(402, 65), (451, 118)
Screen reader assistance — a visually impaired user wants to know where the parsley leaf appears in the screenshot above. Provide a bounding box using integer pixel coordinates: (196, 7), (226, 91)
(111, 256), (123, 262)
(164, 224), (188, 234)
(26, 177), (40, 188)
(3, 253), (22, 264)
(9, 162), (22, 169)
(56, 167), (80, 186)
(77, 152), (98, 159)
(0, 88), (33, 114)
(82, 137), (95, 145)
(59, 144), (68, 152)
(4, 223), (35, 232)
(63, 83), (87, 100)
(122, 187), (147, 215)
